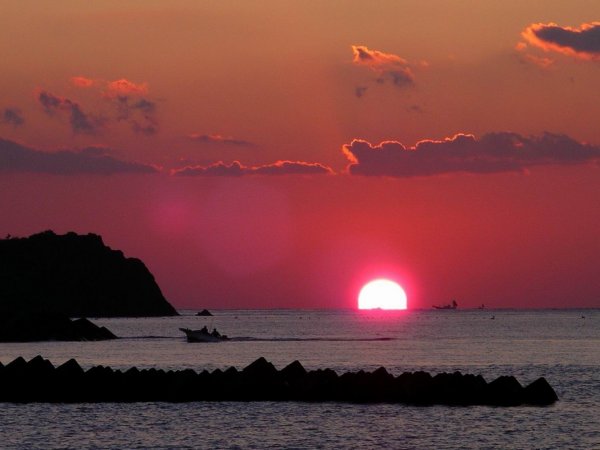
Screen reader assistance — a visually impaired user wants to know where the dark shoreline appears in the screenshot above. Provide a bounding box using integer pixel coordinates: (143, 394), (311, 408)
(0, 355), (558, 406)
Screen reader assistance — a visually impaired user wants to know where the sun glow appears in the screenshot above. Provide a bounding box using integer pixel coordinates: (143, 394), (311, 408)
(358, 279), (407, 310)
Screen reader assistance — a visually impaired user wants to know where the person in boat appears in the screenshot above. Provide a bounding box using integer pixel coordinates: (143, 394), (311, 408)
(211, 328), (221, 338)
(200, 326), (208, 334)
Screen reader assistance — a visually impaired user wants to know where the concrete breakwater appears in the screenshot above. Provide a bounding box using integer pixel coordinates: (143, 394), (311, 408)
(0, 356), (558, 406)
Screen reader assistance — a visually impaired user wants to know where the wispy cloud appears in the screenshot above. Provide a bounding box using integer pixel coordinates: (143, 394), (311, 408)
(38, 90), (99, 135)
(352, 45), (409, 69)
(0, 138), (158, 175)
(67, 76), (158, 136)
(342, 132), (600, 177)
(100, 79), (157, 135)
(130, 118), (158, 136)
(1, 108), (25, 127)
(518, 52), (555, 69)
(115, 96), (158, 135)
(351, 45), (415, 90)
(70, 76), (149, 96)
(354, 86), (369, 98)
(105, 78), (149, 97)
(70, 76), (98, 88)
(173, 160), (333, 176)
(187, 133), (255, 147)
(252, 161), (333, 175)
(521, 22), (600, 60)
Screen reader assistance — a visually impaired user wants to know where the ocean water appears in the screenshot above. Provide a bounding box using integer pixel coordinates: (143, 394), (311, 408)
(0, 309), (598, 449)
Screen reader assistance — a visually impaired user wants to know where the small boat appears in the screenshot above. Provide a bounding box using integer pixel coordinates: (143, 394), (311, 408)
(179, 327), (229, 342)
(433, 300), (458, 310)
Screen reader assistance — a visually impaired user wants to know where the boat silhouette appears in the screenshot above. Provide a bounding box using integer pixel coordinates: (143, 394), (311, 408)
(433, 300), (458, 310)
(179, 326), (229, 342)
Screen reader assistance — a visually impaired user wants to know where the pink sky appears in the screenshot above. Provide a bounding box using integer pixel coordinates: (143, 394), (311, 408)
(1, 1), (599, 309)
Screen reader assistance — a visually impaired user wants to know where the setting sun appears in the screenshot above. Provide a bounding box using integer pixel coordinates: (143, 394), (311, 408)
(358, 279), (408, 310)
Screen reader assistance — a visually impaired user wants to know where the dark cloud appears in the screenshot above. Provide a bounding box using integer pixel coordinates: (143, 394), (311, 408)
(115, 96), (156, 118)
(131, 118), (159, 136)
(132, 98), (156, 114)
(355, 86), (369, 98)
(69, 105), (97, 134)
(342, 132), (600, 177)
(0, 138), (158, 175)
(114, 96), (130, 119)
(1, 108), (25, 127)
(79, 146), (111, 157)
(38, 91), (98, 134)
(38, 91), (62, 111)
(522, 22), (600, 60)
(173, 160), (333, 177)
(388, 70), (414, 87)
(188, 133), (255, 147)
(407, 104), (424, 113)
(113, 96), (158, 135)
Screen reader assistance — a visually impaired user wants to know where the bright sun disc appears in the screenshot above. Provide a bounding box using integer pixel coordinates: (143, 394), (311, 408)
(358, 279), (407, 310)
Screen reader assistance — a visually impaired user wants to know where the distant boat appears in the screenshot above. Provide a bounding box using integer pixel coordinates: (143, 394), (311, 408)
(477, 304), (485, 310)
(433, 300), (458, 310)
(179, 327), (229, 342)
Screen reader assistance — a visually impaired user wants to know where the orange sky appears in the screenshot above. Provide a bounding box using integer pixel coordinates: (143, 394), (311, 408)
(1, 1), (599, 309)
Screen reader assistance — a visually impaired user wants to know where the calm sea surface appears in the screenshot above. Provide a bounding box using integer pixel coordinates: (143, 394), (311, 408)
(0, 309), (598, 449)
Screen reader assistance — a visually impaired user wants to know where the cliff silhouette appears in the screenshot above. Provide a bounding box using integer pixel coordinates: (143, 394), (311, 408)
(0, 231), (178, 317)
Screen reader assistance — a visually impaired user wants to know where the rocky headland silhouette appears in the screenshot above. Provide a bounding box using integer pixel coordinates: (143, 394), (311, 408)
(0, 355), (558, 406)
(0, 313), (117, 342)
(0, 230), (177, 318)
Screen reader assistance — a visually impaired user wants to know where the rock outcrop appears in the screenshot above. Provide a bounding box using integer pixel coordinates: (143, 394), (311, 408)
(0, 356), (559, 405)
(0, 312), (117, 342)
(0, 231), (177, 317)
